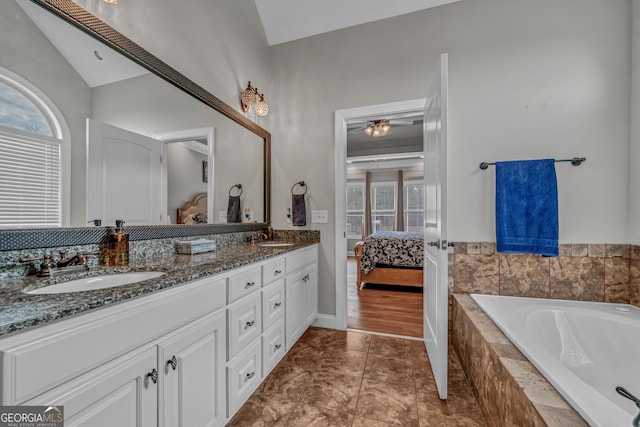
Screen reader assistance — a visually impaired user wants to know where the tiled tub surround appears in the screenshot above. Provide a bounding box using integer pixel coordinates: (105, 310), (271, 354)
(450, 242), (640, 306)
(452, 294), (587, 427)
(0, 232), (319, 336)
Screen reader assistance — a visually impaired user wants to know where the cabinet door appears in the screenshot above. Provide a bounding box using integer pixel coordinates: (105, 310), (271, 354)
(158, 310), (226, 427)
(25, 346), (157, 427)
(285, 271), (304, 350)
(302, 265), (318, 327)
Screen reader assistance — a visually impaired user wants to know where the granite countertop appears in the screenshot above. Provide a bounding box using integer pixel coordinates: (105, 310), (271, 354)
(0, 240), (317, 338)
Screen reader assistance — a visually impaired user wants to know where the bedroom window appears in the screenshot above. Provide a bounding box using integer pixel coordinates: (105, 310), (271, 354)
(404, 182), (425, 232)
(0, 68), (69, 227)
(371, 182), (396, 232)
(346, 183), (364, 238)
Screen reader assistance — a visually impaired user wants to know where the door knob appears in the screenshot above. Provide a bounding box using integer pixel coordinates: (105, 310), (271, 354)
(427, 240), (441, 248)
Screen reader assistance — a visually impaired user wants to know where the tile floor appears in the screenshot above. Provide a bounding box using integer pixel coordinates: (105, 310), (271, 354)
(228, 327), (487, 426)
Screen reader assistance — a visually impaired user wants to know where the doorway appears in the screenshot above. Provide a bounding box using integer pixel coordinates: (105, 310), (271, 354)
(334, 99), (427, 337)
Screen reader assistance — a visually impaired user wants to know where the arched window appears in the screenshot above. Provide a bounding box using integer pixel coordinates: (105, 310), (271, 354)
(0, 67), (70, 227)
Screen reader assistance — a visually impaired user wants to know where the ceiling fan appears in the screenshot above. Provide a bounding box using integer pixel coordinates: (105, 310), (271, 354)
(348, 118), (416, 137)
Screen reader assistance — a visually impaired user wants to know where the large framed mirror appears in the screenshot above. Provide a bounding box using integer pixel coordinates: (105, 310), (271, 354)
(0, 0), (270, 234)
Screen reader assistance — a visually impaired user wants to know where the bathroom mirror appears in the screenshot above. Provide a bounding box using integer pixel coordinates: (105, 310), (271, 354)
(0, 0), (270, 228)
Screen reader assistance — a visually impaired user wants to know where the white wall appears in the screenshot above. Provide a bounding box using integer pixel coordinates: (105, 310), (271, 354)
(269, 0), (632, 315)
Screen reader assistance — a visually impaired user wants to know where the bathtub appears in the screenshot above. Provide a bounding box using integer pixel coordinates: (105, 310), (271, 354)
(470, 294), (640, 427)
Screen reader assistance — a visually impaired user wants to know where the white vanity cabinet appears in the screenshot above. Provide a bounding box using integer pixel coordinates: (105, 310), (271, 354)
(285, 246), (319, 350)
(0, 275), (227, 427)
(0, 243), (319, 426)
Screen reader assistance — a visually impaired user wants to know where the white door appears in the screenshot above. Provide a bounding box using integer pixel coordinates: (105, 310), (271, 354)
(423, 53), (449, 400)
(87, 119), (162, 225)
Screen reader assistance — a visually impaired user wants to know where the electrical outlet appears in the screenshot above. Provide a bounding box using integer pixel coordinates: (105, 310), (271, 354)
(219, 211), (227, 222)
(311, 210), (328, 223)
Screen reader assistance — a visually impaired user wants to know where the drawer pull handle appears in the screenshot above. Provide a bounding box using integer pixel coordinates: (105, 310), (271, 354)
(274, 269), (282, 275)
(167, 355), (177, 371)
(274, 302), (282, 308)
(146, 368), (158, 384)
(274, 344), (282, 351)
(244, 320), (255, 329)
(245, 372), (255, 381)
(245, 281), (256, 289)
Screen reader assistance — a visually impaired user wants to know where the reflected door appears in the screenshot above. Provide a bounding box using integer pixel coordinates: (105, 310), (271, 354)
(423, 53), (449, 400)
(87, 119), (162, 225)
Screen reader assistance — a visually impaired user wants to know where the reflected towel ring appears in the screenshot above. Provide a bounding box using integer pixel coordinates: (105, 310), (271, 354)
(291, 181), (307, 195)
(229, 184), (243, 197)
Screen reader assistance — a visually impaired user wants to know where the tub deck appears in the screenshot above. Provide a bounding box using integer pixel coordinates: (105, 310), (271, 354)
(452, 294), (587, 427)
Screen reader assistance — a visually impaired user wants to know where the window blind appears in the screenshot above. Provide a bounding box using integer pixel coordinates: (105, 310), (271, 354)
(0, 129), (62, 227)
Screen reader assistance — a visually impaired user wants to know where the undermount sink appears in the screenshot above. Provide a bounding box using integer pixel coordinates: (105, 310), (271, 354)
(25, 271), (165, 295)
(257, 242), (294, 247)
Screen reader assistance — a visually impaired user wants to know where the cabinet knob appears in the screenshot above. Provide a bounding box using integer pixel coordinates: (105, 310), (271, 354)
(274, 343), (282, 351)
(244, 281), (256, 289)
(274, 301), (282, 308)
(274, 269), (282, 275)
(167, 355), (177, 371)
(146, 368), (158, 384)
(245, 372), (255, 382)
(244, 320), (255, 329)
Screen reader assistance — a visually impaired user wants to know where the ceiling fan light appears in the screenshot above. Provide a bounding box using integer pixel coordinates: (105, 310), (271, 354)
(382, 124), (391, 133)
(101, 0), (119, 4)
(372, 129), (381, 137)
(364, 127), (373, 136)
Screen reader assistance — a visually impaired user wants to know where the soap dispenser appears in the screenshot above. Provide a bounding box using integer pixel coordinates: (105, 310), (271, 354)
(111, 219), (129, 266)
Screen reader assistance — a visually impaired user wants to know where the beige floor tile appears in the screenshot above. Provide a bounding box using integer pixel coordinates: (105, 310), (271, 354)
(285, 404), (353, 426)
(299, 370), (363, 414)
(226, 392), (295, 427)
(364, 353), (414, 385)
(355, 378), (419, 426)
(352, 416), (396, 426)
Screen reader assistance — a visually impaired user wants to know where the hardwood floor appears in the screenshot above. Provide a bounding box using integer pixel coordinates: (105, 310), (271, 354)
(347, 257), (423, 337)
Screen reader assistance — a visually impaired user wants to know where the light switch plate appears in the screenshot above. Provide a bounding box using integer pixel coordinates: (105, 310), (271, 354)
(311, 210), (328, 223)
(219, 211), (227, 222)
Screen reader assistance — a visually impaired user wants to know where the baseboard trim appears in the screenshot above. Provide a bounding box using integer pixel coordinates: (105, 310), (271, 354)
(312, 314), (340, 330)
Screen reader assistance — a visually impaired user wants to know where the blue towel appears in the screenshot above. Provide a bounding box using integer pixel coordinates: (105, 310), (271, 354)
(495, 159), (559, 256)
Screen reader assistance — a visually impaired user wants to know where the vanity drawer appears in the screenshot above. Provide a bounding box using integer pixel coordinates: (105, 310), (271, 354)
(286, 246), (317, 274)
(227, 339), (261, 416)
(227, 265), (262, 303)
(262, 257), (285, 286)
(262, 319), (285, 377)
(262, 279), (284, 331)
(227, 292), (261, 360)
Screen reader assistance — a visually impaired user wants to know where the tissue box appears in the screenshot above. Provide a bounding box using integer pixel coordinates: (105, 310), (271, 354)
(176, 239), (217, 255)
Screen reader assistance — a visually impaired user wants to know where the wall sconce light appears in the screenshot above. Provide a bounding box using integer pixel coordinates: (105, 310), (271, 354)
(240, 81), (269, 117)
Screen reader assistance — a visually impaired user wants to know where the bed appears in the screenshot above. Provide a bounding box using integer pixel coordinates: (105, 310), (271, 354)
(354, 231), (424, 291)
(176, 193), (208, 224)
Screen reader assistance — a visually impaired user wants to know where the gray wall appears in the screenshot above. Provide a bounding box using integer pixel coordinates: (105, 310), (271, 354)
(51, 0), (633, 318)
(269, 0), (632, 315)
